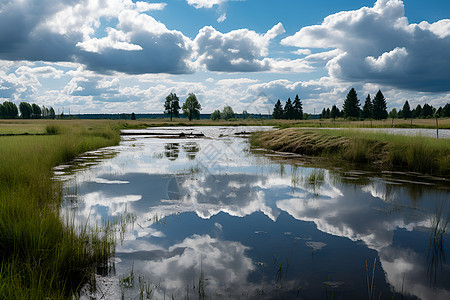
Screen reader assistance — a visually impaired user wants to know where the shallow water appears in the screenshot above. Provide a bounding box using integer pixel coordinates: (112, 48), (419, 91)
(57, 126), (450, 300)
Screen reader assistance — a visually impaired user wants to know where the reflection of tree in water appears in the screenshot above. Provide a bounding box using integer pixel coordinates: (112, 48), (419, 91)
(427, 198), (449, 287)
(182, 142), (200, 160)
(164, 143), (180, 161)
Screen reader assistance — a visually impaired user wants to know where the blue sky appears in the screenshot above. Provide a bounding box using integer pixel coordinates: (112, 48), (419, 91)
(0, 0), (449, 114)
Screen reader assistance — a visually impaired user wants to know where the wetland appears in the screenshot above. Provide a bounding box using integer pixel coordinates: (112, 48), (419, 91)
(57, 126), (450, 299)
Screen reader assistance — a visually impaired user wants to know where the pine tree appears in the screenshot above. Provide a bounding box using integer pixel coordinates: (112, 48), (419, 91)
(343, 88), (360, 118)
(293, 94), (303, 120)
(272, 99), (284, 119)
(412, 104), (422, 118)
(321, 108), (327, 119)
(330, 105), (339, 119)
(402, 101), (411, 119)
(284, 98), (294, 119)
(372, 90), (388, 119)
(361, 94), (373, 119)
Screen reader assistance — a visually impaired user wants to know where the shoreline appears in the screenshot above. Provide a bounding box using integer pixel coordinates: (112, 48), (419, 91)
(249, 128), (450, 178)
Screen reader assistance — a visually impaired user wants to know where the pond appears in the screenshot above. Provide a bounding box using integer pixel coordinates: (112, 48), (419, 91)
(57, 126), (450, 300)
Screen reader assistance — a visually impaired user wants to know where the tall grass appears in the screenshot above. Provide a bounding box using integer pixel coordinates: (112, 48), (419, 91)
(250, 128), (450, 177)
(0, 121), (120, 298)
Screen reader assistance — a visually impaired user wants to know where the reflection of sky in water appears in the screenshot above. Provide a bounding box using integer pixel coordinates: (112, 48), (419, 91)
(58, 126), (450, 300)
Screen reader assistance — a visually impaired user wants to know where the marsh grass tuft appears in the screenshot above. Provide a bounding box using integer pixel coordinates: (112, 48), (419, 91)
(0, 120), (121, 298)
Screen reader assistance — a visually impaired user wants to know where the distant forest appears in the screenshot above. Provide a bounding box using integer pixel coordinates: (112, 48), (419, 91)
(318, 88), (450, 120)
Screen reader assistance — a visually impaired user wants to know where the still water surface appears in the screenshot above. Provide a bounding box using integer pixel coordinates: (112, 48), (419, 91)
(57, 127), (450, 299)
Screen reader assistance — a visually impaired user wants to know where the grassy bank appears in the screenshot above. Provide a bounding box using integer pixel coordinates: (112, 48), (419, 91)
(250, 128), (450, 177)
(81, 117), (450, 129)
(0, 121), (121, 298)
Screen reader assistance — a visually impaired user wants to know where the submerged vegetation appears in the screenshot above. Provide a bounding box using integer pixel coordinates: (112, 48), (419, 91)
(0, 120), (121, 298)
(250, 128), (450, 177)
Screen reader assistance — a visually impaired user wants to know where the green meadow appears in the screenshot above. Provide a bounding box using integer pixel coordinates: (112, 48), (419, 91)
(0, 120), (120, 299)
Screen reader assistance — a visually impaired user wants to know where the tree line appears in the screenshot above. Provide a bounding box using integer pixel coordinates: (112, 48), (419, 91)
(0, 101), (56, 119)
(320, 88), (450, 120)
(272, 94), (303, 120)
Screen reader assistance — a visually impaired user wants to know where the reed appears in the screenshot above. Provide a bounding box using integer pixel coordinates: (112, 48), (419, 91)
(250, 128), (450, 177)
(0, 121), (120, 298)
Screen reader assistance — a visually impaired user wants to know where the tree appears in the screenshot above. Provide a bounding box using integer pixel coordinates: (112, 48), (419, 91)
(31, 103), (41, 119)
(164, 93), (180, 121)
(182, 93), (201, 121)
(372, 90), (388, 120)
(422, 103), (433, 118)
(442, 103), (450, 118)
(49, 107), (56, 119)
(343, 88), (360, 118)
(242, 110), (249, 119)
(272, 99), (284, 119)
(402, 101), (411, 119)
(221, 106), (235, 120)
(293, 94), (303, 120)
(131, 112), (136, 120)
(284, 98), (294, 119)
(412, 104), (422, 118)
(19, 102), (32, 119)
(1, 101), (18, 119)
(210, 109), (221, 121)
(388, 108), (398, 119)
(361, 94), (373, 119)
(330, 105), (340, 119)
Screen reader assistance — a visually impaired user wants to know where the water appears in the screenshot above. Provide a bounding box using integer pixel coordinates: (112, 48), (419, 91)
(57, 126), (450, 300)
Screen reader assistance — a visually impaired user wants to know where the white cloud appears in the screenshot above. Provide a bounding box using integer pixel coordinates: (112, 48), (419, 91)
(281, 0), (450, 92)
(194, 23), (285, 72)
(187, 0), (227, 9)
(217, 13), (226, 23)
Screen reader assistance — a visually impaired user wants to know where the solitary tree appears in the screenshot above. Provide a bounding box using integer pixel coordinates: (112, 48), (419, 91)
(272, 99), (284, 119)
(402, 101), (411, 119)
(221, 106), (235, 120)
(182, 93), (202, 121)
(284, 98), (294, 119)
(210, 109), (221, 121)
(19, 102), (32, 119)
(131, 112), (136, 120)
(372, 90), (388, 119)
(164, 93), (180, 121)
(361, 94), (373, 119)
(343, 88), (360, 118)
(293, 94), (303, 120)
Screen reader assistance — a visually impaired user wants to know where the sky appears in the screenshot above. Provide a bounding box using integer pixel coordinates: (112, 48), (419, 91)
(0, 0), (449, 115)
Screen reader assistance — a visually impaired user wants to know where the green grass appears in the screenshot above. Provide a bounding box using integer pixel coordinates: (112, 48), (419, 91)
(250, 128), (450, 177)
(0, 121), (121, 299)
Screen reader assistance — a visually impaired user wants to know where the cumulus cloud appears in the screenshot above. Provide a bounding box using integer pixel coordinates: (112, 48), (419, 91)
(281, 0), (450, 92)
(194, 23), (285, 72)
(0, 0), (193, 75)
